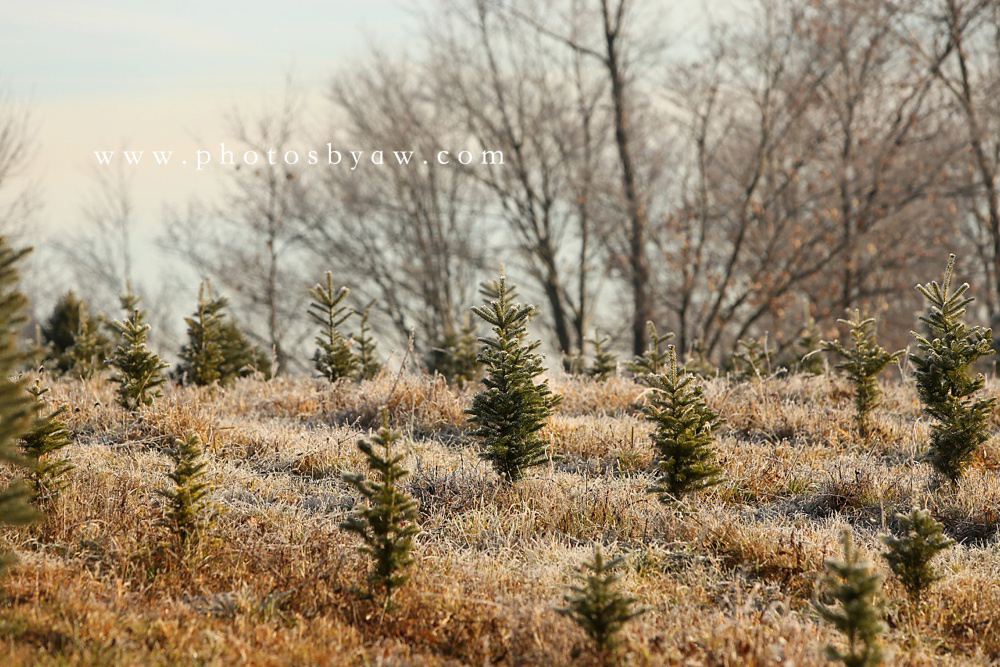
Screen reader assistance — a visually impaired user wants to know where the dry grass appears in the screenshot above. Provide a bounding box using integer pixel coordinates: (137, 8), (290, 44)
(2, 370), (1000, 665)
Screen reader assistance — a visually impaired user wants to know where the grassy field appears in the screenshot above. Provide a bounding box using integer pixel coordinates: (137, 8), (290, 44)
(2, 368), (1000, 666)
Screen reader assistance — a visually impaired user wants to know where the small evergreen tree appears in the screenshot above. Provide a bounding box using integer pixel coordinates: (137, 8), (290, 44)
(731, 337), (769, 379)
(340, 411), (420, 610)
(353, 300), (381, 381)
(912, 255), (996, 483)
(587, 332), (618, 381)
(20, 379), (73, 505)
(426, 314), (482, 386)
(177, 282), (267, 387)
(881, 508), (954, 605)
(815, 529), (885, 667)
(308, 271), (357, 382)
(108, 290), (168, 411)
(40, 291), (112, 376)
(467, 276), (562, 483)
(557, 544), (647, 662)
(645, 346), (723, 503)
(795, 315), (825, 375)
(822, 311), (903, 439)
(0, 239), (41, 571)
(628, 321), (674, 376)
(157, 432), (212, 548)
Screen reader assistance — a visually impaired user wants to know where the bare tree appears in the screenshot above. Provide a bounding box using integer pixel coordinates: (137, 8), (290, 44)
(163, 86), (315, 375)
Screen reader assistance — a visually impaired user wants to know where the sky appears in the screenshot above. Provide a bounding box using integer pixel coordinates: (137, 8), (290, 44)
(1, 0), (730, 311)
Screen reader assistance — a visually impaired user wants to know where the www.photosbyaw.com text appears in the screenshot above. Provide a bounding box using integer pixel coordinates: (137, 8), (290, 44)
(93, 143), (505, 171)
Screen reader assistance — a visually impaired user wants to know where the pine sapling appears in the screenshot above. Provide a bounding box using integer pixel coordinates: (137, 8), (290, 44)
(308, 271), (357, 382)
(178, 282), (226, 386)
(912, 255), (996, 483)
(70, 302), (102, 380)
(881, 508), (954, 606)
(645, 346), (723, 503)
(467, 275), (562, 483)
(628, 321), (674, 376)
(108, 290), (168, 411)
(353, 300), (381, 380)
(815, 529), (885, 667)
(822, 310), (903, 439)
(20, 379), (73, 505)
(340, 411), (420, 610)
(0, 239), (40, 572)
(557, 544), (647, 662)
(587, 331), (618, 381)
(157, 432), (213, 548)
(426, 314), (482, 386)
(795, 315), (825, 375)
(731, 336), (770, 379)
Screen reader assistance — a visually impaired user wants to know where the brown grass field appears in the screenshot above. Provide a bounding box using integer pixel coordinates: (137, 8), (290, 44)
(2, 367), (1000, 666)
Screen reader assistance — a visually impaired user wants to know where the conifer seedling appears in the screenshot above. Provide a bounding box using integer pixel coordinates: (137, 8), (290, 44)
(353, 300), (381, 381)
(815, 529), (885, 667)
(795, 315), (825, 375)
(467, 275), (562, 483)
(557, 544), (647, 662)
(70, 302), (103, 380)
(108, 290), (168, 411)
(912, 255), (996, 483)
(628, 321), (674, 376)
(0, 239), (41, 571)
(645, 346), (723, 503)
(587, 331), (618, 381)
(308, 271), (357, 382)
(340, 411), (420, 610)
(731, 336), (769, 379)
(20, 378), (73, 505)
(822, 310), (903, 439)
(426, 314), (482, 386)
(157, 432), (212, 548)
(882, 508), (954, 605)
(178, 282), (227, 386)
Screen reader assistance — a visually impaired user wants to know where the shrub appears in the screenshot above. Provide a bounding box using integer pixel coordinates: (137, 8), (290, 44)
(911, 255), (996, 483)
(308, 271), (357, 382)
(108, 290), (168, 411)
(340, 411), (420, 610)
(815, 529), (885, 667)
(628, 321), (673, 377)
(557, 544), (646, 661)
(20, 378), (73, 504)
(157, 432), (213, 548)
(644, 345), (723, 503)
(467, 275), (562, 483)
(0, 239), (40, 571)
(882, 508), (954, 605)
(822, 310), (903, 438)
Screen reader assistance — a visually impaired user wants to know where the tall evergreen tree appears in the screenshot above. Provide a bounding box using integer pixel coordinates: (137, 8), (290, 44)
(815, 529), (885, 667)
(822, 310), (903, 438)
(645, 346), (723, 502)
(467, 276), (562, 483)
(557, 544), (647, 662)
(912, 255), (996, 483)
(0, 239), (40, 571)
(20, 379), (73, 505)
(108, 290), (168, 411)
(308, 271), (357, 382)
(340, 411), (420, 610)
